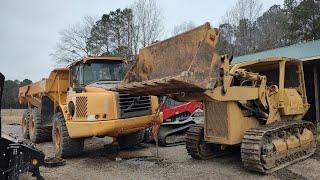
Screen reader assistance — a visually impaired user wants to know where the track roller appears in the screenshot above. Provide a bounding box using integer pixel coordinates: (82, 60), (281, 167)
(241, 121), (316, 173)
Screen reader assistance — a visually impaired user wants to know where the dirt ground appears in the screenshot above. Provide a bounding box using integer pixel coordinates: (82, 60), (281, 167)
(2, 112), (320, 180)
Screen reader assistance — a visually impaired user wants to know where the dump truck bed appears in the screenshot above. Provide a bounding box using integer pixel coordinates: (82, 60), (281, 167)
(19, 68), (69, 107)
(114, 23), (222, 96)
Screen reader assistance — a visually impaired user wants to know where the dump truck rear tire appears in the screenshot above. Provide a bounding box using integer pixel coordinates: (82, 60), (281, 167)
(29, 108), (52, 143)
(21, 109), (31, 139)
(118, 130), (145, 149)
(52, 112), (84, 158)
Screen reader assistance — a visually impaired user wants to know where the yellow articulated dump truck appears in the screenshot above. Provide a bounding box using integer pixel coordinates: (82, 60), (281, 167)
(18, 56), (161, 158)
(113, 23), (316, 173)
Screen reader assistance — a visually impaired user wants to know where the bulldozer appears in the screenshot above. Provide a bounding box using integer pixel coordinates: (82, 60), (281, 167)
(18, 57), (162, 158)
(113, 23), (317, 173)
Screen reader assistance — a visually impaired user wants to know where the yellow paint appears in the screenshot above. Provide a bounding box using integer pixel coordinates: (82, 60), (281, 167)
(18, 56), (161, 139)
(204, 101), (260, 145)
(272, 138), (287, 154)
(286, 135), (300, 150)
(18, 68), (69, 106)
(66, 113), (162, 138)
(300, 128), (313, 146)
(208, 87), (259, 101)
(203, 58), (309, 145)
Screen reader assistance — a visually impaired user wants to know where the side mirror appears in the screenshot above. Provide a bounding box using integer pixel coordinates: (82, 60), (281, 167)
(72, 79), (83, 93)
(73, 78), (79, 85)
(72, 86), (83, 93)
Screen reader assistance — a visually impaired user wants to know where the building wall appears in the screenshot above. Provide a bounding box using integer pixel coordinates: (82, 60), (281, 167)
(303, 61), (320, 126)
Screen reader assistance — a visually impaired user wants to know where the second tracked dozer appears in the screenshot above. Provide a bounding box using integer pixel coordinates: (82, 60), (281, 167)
(113, 23), (317, 173)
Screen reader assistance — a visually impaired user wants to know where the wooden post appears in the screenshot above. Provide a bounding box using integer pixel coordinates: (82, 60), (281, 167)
(314, 66), (319, 128)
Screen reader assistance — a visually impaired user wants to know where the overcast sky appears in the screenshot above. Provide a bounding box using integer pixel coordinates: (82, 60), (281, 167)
(0, 0), (282, 82)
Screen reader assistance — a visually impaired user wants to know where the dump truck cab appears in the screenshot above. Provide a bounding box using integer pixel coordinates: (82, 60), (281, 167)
(66, 57), (126, 124)
(63, 57), (160, 138)
(69, 57), (126, 91)
(18, 56), (161, 158)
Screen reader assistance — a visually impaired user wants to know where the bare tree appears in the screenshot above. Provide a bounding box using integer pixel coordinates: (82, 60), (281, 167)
(172, 21), (196, 35)
(221, 0), (262, 55)
(227, 0), (262, 25)
(51, 16), (97, 64)
(52, 1), (164, 64)
(256, 5), (288, 51)
(132, 0), (164, 48)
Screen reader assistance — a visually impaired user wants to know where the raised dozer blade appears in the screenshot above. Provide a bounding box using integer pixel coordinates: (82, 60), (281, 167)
(114, 23), (221, 96)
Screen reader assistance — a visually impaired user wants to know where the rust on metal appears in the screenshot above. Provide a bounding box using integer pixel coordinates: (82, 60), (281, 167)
(114, 22), (221, 96)
(241, 121), (316, 173)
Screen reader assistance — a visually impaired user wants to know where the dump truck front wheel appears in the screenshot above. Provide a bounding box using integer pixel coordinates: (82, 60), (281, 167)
(21, 109), (31, 139)
(29, 108), (52, 143)
(52, 112), (84, 158)
(117, 130), (145, 149)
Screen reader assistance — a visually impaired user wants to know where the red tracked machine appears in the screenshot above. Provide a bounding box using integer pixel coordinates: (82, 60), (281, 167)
(147, 98), (204, 146)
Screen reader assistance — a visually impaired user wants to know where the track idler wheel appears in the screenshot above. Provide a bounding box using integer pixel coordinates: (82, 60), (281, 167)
(186, 124), (223, 159)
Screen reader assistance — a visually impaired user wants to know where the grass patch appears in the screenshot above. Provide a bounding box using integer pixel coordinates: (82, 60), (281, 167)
(1, 109), (25, 124)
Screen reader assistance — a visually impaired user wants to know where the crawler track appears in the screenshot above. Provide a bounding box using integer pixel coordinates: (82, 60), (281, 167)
(241, 121), (316, 173)
(158, 124), (193, 147)
(186, 124), (225, 159)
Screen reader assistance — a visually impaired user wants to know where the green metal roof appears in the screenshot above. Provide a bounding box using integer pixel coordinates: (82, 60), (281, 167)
(233, 39), (320, 63)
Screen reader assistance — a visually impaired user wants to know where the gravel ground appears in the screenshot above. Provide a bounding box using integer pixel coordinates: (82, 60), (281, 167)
(2, 123), (320, 180)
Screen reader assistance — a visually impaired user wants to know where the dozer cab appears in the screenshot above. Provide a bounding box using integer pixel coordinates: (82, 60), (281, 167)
(113, 23), (316, 173)
(18, 57), (162, 158)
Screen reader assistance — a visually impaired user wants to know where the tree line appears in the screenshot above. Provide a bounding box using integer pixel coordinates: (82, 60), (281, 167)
(52, 0), (163, 64)
(2, 79), (32, 109)
(2, 0), (319, 109)
(217, 0), (320, 56)
(51, 0), (320, 65)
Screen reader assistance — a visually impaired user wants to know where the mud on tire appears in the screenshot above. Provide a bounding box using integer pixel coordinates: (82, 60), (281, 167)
(21, 109), (31, 139)
(29, 108), (52, 143)
(118, 130), (145, 149)
(52, 112), (84, 158)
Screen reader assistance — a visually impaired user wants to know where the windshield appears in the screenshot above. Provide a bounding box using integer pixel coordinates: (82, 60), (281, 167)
(82, 60), (126, 85)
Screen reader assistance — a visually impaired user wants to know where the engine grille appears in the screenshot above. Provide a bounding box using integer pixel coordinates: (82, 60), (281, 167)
(117, 93), (152, 118)
(76, 97), (88, 118)
(205, 101), (228, 138)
